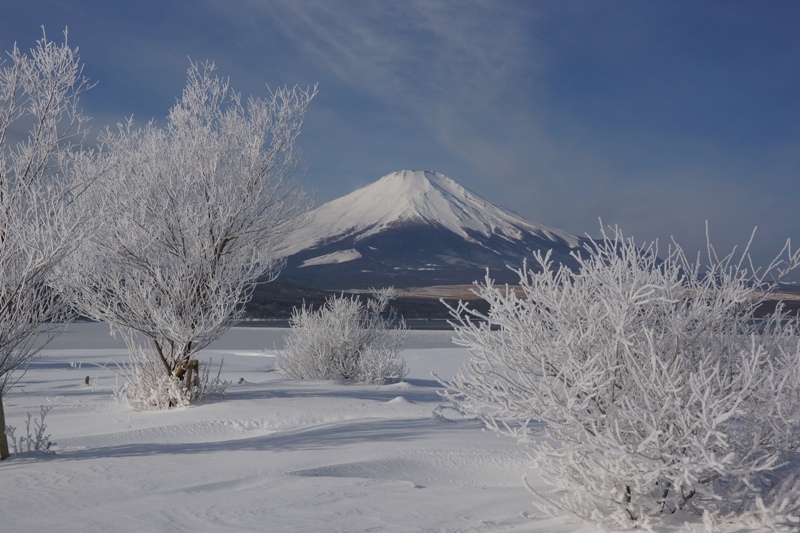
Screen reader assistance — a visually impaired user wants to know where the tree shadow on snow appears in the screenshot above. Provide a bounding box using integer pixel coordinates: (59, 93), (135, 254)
(58, 417), (483, 461)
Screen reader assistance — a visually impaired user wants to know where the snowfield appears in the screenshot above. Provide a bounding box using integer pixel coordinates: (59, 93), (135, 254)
(0, 323), (778, 532)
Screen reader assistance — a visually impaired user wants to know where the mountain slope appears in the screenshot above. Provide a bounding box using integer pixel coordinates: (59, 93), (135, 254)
(281, 170), (580, 256)
(277, 170), (585, 290)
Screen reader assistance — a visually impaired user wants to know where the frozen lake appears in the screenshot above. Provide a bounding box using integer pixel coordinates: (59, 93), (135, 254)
(47, 321), (459, 352)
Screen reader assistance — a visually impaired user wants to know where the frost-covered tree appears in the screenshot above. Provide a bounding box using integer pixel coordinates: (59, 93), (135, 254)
(279, 288), (408, 384)
(439, 227), (800, 529)
(59, 62), (314, 409)
(0, 30), (95, 459)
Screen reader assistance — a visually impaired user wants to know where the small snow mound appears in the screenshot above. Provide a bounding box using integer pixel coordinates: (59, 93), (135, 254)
(386, 396), (413, 405)
(228, 350), (275, 358)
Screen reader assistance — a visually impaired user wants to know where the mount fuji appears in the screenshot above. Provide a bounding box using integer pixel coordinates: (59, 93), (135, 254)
(276, 170), (586, 290)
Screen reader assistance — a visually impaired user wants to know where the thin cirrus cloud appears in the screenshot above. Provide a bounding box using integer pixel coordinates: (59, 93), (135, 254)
(244, 1), (543, 177)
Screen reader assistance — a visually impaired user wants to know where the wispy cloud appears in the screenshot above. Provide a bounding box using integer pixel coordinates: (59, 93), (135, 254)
(223, 1), (543, 175)
(2, 1), (798, 273)
(151, 2), (800, 270)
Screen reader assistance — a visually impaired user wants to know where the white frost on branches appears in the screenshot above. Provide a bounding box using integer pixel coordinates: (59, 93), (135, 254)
(0, 29), (96, 459)
(279, 288), (408, 384)
(58, 61), (315, 409)
(439, 226), (800, 530)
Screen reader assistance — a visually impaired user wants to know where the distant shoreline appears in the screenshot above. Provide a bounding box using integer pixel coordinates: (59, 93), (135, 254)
(235, 318), (457, 330)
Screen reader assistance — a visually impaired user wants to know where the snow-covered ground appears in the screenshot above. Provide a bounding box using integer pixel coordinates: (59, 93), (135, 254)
(0, 323), (774, 532)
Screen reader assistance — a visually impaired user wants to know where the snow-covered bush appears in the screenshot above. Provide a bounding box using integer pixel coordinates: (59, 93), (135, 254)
(279, 288), (408, 384)
(439, 227), (800, 530)
(4, 406), (55, 456)
(113, 332), (229, 411)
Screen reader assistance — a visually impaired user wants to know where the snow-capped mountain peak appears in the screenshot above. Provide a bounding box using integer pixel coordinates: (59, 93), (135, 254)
(280, 170), (579, 257)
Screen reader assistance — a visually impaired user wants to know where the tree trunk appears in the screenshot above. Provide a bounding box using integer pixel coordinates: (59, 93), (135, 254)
(0, 392), (10, 460)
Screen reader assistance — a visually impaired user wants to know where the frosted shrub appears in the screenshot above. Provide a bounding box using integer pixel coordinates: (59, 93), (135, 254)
(4, 406), (55, 455)
(114, 332), (229, 411)
(439, 227), (800, 530)
(279, 288), (407, 384)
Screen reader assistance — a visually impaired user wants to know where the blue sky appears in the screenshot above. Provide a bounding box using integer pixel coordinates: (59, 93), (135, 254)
(3, 1), (799, 277)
